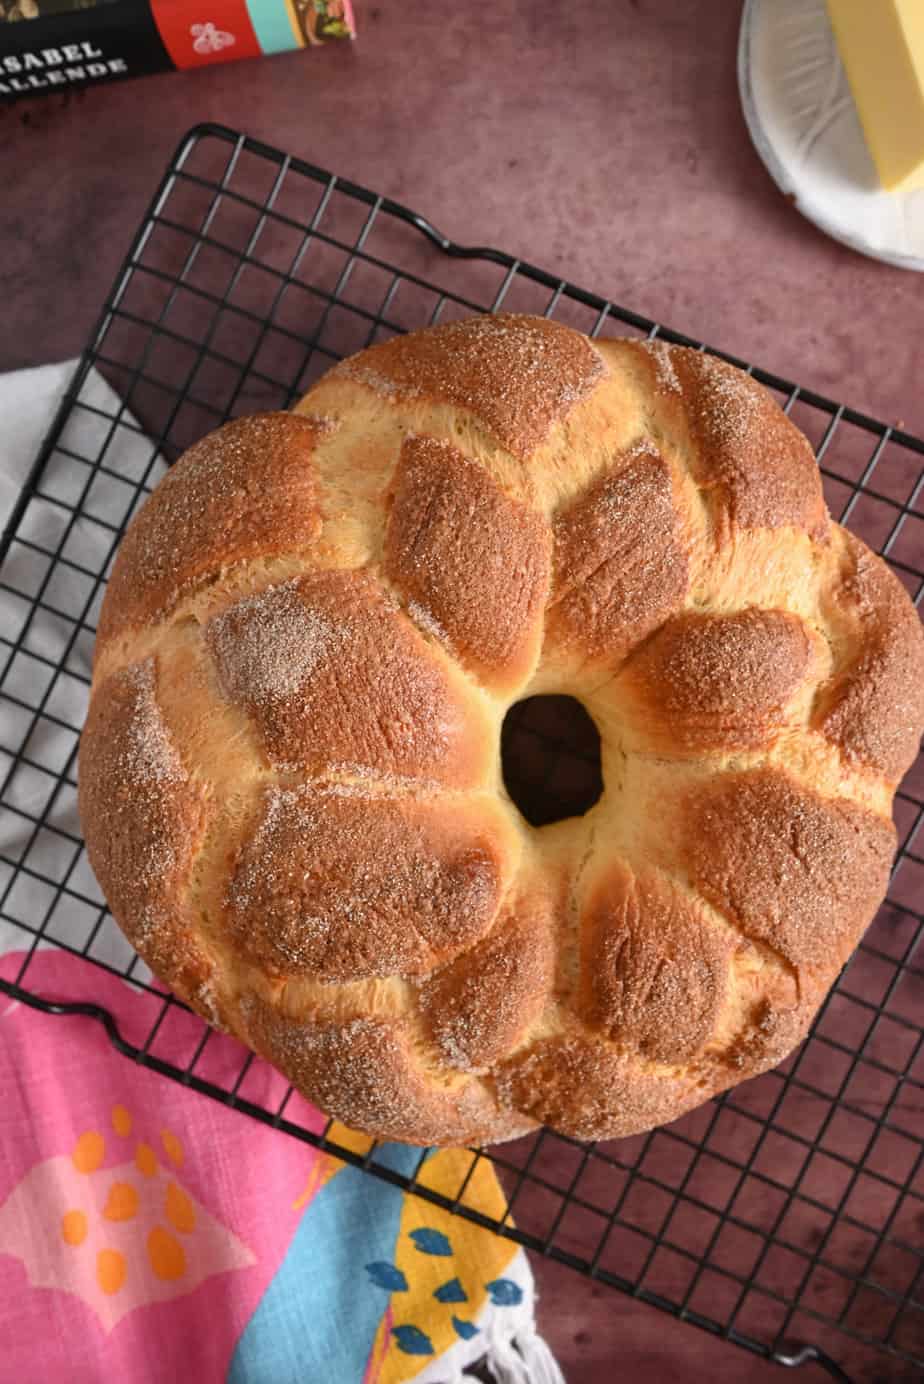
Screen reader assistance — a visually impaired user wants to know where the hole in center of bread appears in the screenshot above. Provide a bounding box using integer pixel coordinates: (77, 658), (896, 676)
(501, 694), (603, 828)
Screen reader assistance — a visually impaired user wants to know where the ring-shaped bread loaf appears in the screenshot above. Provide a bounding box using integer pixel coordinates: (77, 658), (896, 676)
(79, 314), (924, 1145)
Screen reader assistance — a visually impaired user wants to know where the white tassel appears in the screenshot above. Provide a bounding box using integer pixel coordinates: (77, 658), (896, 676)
(511, 1328), (567, 1384)
(481, 1319), (566, 1384)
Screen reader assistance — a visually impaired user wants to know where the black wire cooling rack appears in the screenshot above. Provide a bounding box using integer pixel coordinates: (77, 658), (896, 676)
(2, 124), (923, 1383)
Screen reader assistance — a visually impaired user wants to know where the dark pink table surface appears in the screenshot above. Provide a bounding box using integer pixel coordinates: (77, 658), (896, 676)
(2, 2), (920, 1380)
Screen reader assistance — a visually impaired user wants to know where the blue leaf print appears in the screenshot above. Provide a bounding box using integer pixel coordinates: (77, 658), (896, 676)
(452, 1316), (480, 1340)
(409, 1227), (453, 1256)
(434, 1276), (468, 1303)
(392, 1325), (435, 1356)
(364, 1261), (408, 1292)
(486, 1277), (523, 1306)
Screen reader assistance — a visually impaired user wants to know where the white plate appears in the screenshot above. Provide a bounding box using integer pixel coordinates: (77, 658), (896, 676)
(738, 0), (924, 272)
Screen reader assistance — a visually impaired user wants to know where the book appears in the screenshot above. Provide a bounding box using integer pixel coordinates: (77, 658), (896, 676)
(0, 0), (354, 99)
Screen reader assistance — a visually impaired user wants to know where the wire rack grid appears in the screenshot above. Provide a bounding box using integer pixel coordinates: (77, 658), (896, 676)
(1, 124), (923, 1383)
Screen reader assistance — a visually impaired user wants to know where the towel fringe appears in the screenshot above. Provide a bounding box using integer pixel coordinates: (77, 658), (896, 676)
(451, 1320), (565, 1384)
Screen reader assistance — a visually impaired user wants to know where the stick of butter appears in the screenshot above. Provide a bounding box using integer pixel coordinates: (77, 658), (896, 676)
(826, 0), (924, 191)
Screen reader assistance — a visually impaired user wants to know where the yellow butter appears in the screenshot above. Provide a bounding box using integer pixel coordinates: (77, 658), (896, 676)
(827, 0), (924, 190)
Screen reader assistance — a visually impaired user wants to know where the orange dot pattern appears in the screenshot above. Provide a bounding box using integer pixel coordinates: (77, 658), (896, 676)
(165, 1182), (196, 1235)
(160, 1129), (184, 1168)
(61, 1209), (88, 1246)
(58, 1116), (196, 1304)
(135, 1142), (157, 1177)
(147, 1226), (186, 1281)
(96, 1248), (127, 1295)
(103, 1181), (139, 1222)
(72, 1131), (105, 1174)
(111, 1105), (133, 1137)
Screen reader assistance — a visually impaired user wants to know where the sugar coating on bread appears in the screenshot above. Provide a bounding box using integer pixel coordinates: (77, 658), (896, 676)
(618, 608), (818, 752)
(228, 783), (509, 983)
(204, 568), (487, 784)
(579, 863), (734, 1065)
(332, 312), (605, 460)
(384, 434), (552, 688)
(96, 412), (329, 647)
(79, 314), (924, 1146)
(549, 439), (690, 661)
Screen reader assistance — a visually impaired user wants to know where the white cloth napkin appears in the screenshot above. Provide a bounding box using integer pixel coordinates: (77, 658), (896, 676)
(0, 361), (165, 973)
(0, 361), (75, 524)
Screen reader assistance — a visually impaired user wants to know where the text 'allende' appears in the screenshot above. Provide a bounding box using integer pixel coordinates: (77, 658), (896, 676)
(0, 41), (128, 93)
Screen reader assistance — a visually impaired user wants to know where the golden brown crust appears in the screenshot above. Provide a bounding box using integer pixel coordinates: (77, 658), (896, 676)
(816, 531), (924, 781)
(580, 863), (734, 1064)
(679, 768), (895, 974)
(206, 569), (488, 787)
(418, 901), (555, 1072)
(77, 658), (219, 1023)
(227, 784), (510, 983)
(332, 313), (606, 459)
(547, 441), (690, 664)
(718, 990), (819, 1078)
(385, 435), (551, 688)
(495, 1033), (700, 1143)
(79, 317), (923, 1149)
(98, 413), (329, 645)
(620, 608), (817, 752)
(243, 999), (535, 1146)
(670, 350), (829, 540)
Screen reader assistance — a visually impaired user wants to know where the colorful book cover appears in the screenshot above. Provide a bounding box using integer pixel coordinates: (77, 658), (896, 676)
(0, 0), (354, 99)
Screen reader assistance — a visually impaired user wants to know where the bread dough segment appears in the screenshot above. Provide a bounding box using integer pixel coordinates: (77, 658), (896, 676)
(418, 898), (556, 1071)
(546, 439), (690, 669)
(814, 529), (924, 782)
(78, 657), (221, 1028)
(329, 311), (607, 461)
(579, 861), (734, 1064)
(615, 607), (820, 754)
(98, 413), (330, 646)
(677, 768), (895, 974)
(385, 433), (552, 691)
(205, 568), (492, 788)
(242, 998), (536, 1146)
(227, 783), (516, 984)
(495, 1032), (702, 1143)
